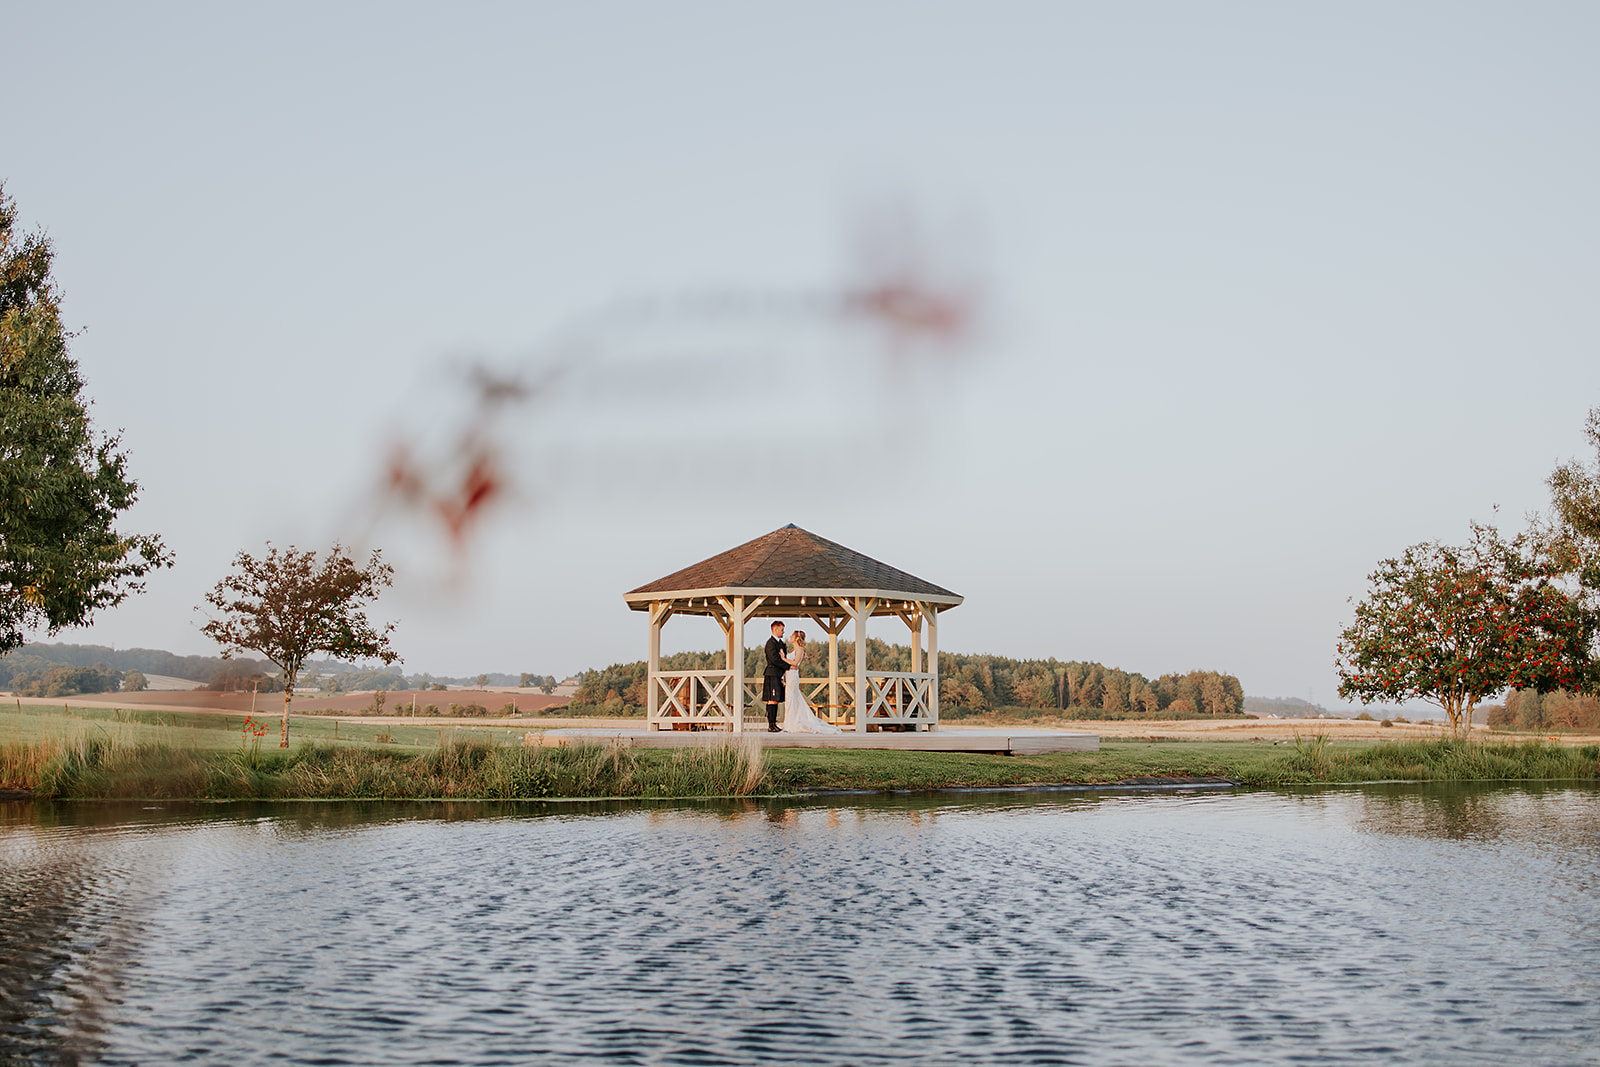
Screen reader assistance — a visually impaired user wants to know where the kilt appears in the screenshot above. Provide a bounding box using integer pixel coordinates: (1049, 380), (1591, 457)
(762, 672), (786, 703)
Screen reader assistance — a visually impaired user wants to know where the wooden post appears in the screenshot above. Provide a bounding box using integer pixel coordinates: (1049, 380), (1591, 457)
(828, 622), (840, 720)
(908, 613), (923, 674)
(808, 612), (847, 725)
(731, 596), (746, 734)
(925, 603), (939, 731)
(647, 601), (667, 729)
(853, 597), (876, 734)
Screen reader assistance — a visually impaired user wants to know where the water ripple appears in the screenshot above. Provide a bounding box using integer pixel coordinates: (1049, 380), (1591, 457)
(1, 785), (1597, 1065)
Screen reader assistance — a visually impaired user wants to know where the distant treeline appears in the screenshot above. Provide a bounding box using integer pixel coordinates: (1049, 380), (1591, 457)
(0, 644), (275, 689)
(569, 639), (1246, 718)
(1487, 688), (1600, 731)
(304, 667), (558, 693)
(0, 643), (559, 696)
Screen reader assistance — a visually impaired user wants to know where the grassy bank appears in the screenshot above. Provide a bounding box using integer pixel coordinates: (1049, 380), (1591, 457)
(2, 719), (1596, 801)
(763, 736), (1599, 792)
(1, 733), (766, 800)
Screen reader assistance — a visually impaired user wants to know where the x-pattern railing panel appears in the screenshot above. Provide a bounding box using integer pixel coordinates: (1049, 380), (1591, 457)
(652, 670), (734, 722)
(864, 671), (934, 721)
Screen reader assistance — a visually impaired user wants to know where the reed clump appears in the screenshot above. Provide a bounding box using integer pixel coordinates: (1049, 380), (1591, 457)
(4, 731), (212, 799)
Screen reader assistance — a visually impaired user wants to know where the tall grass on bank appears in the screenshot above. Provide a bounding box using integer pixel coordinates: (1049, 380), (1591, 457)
(2, 733), (768, 801)
(3, 730), (1594, 800)
(1271, 735), (1599, 785)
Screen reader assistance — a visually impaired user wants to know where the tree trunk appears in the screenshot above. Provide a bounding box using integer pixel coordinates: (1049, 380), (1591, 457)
(281, 679), (295, 748)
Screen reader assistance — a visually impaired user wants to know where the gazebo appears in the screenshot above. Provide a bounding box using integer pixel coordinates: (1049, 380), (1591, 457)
(624, 525), (963, 733)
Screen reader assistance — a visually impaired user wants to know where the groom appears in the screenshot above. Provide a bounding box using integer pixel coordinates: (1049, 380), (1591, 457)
(763, 620), (788, 733)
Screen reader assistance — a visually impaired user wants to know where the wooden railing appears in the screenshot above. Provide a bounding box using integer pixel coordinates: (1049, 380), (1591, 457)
(651, 670), (938, 731)
(863, 671), (935, 726)
(743, 672), (937, 729)
(649, 670), (734, 728)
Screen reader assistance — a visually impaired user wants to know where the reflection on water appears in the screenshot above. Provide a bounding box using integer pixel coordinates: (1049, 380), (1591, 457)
(1, 784), (1597, 1066)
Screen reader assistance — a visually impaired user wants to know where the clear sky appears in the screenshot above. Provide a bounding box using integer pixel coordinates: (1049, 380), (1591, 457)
(7, 2), (1599, 704)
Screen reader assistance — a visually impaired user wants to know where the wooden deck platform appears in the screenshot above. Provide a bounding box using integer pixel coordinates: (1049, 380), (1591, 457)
(527, 728), (1099, 756)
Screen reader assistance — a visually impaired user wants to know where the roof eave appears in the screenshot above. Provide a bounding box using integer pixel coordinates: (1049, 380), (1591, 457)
(623, 587), (963, 611)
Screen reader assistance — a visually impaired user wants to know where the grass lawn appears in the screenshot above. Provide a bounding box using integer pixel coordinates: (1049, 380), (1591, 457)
(0, 701), (529, 753)
(761, 740), (1293, 792)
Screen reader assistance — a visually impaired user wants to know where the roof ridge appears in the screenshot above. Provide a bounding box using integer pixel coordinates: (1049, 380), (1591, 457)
(734, 530), (789, 585)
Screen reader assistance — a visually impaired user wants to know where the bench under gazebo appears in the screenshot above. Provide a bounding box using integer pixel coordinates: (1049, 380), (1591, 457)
(624, 525), (963, 733)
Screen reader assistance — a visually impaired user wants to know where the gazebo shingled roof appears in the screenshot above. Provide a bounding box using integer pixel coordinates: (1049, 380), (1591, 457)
(625, 524), (961, 613)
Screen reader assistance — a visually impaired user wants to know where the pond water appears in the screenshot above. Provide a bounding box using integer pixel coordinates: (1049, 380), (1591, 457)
(2, 784), (1597, 1066)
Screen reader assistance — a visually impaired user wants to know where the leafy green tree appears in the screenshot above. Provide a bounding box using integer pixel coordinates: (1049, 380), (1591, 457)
(1336, 524), (1593, 735)
(1100, 670), (1128, 713)
(1549, 408), (1600, 547)
(1064, 663), (1085, 706)
(1546, 406), (1600, 690)
(200, 544), (399, 747)
(0, 184), (170, 652)
(122, 668), (148, 692)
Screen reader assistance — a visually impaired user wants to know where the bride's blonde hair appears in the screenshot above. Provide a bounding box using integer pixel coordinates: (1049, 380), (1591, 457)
(792, 631), (806, 648)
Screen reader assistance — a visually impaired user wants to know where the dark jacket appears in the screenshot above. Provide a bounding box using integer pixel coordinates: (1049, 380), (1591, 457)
(764, 635), (788, 677)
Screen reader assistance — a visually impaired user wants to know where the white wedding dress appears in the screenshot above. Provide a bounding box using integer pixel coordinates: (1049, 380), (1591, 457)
(782, 655), (843, 734)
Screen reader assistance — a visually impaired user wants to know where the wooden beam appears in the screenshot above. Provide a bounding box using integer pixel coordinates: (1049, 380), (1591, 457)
(848, 596), (877, 733)
(647, 601), (664, 728)
(902, 610), (923, 674)
(731, 596), (746, 734)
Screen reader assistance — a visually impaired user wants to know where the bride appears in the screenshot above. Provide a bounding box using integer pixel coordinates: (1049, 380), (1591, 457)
(782, 631), (843, 735)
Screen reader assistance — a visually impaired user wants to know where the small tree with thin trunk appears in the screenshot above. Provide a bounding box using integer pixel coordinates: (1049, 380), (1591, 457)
(1336, 523), (1593, 736)
(200, 544), (399, 747)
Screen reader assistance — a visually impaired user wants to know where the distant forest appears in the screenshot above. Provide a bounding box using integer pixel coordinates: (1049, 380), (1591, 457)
(1488, 688), (1600, 731)
(0, 644), (275, 689)
(569, 639), (1245, 719)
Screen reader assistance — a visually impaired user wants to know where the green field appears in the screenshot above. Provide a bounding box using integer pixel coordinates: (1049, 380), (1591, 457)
(1, 703), (1596, 800)
(0, 701), (531, 752)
